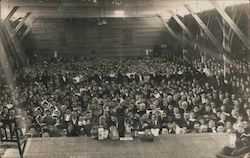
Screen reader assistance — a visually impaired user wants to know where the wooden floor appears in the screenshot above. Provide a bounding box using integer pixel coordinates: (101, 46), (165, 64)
(2, 149), (20, 158)
(22, 133), (235, 158)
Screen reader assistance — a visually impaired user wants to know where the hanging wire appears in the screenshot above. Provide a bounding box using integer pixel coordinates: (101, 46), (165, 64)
(222, 0), (225, 9)
(103, 0), (106, 18)
(135, 0), (138, 16)
(194, 0), (201, 14)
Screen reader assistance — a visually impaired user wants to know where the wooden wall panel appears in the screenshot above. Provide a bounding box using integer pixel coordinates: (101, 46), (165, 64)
(248, 5), (250, 53)
(248, 17), (250, 53)
(25, 17), (169, 56)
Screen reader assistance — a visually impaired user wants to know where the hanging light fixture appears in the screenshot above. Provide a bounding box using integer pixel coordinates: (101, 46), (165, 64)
(82, 0), (98, 3)
(97, 18), (102, 25)
(102, 0), (107, 25)
(97, 0), (107, 26)
(101, 19), (107, 25)
(112, 1), (122, 6)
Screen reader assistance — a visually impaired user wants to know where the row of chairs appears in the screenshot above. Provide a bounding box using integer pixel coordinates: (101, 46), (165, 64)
(0, 119), (27, 158)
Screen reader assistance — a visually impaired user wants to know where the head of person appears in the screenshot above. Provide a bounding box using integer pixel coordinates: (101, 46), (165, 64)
(182, 126), (188, 134)
(173, 107), (179, 114)
(216, 111), (222, 118)
(41, 128), (50, 137)
(220, 105), (226, 112)
(193, 106), (199, 113)
(217, 125), (225, 133)
(140, 103), (146, 110)
(237, 123), (245, 134)
(193, 121), (200, 130)
(161, 128), (169, 135)
(175, 113), (182, 120)
(181, 101), (189, 111)
(220, 113), (227, 121)
(205, 105), (212, 113)
(246, 109), (250, 116)
(189, 111), (196, 119)
(183, 112), (189, 120)
(200, 125), (208, 133)
(161, 112), (167, 119)
(237, 115), (243, 122)
(225, 121), (232, 129)
(208, 119), (215, 128)
(28, 126), (38, 136)
(243, 120), (249, 129)
(167, 104), (174, 111)
(199, 118), (205, 125)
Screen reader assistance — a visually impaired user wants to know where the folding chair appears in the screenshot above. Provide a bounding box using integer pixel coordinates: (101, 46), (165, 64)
(0, 119), (27, 158)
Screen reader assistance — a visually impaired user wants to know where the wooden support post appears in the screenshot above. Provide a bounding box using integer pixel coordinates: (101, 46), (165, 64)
(248, 5), (250, 54)
(220, 7), (241, 76)
(222, 18), (230, 77)
(210, 0), (250, 50)
(1, 24), (19, 66)
(0, 6), (29, 67)
(20, 26), (31, 40)
(243, 5), (250, 18)
(0, 32), (15, 85)
(5, 21), (25, 64)
(0, 0), (2, 25)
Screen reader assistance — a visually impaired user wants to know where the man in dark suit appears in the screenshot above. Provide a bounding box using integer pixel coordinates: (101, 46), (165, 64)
(216, 123), (250, 157)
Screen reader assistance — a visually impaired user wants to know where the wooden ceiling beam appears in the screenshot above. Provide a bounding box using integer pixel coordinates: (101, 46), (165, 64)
(14, 5), (170, 12)
(4, 0), (171, 7)
(14, 12), (31, 35)
(184, 4), (227, 57)
(156, 14), (178, 41)
(168, 10), (193, 39)
(2, 6), (19, 25)
(210, 0), (250, 50)
(14, 6), (161, 18)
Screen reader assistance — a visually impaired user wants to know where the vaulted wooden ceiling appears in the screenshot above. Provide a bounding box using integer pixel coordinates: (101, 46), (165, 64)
(1, 0), (249, 19)
(0, 0), (248, 57)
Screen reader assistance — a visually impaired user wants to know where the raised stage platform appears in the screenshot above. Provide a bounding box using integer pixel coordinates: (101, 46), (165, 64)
(18, 133), (235, 158)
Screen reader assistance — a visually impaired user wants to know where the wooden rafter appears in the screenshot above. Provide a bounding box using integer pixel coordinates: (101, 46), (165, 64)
(2, 7), (19, 27)
(184, 4), (226, 57)
(168, 10), (193, 39)
(156, 14), (178, 41)
(14, 12), (31, 35)
(216, 16), (223, 31)
(243, 6), (250, 17)
(210, 0), (250, 50)
(229, 10), (242, 44)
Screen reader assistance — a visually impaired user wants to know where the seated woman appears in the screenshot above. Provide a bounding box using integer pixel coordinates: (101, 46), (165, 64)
(216, 122), (250, 158)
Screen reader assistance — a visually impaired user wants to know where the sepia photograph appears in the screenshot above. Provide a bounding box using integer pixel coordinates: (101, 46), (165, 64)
(0, 0), (249, 157)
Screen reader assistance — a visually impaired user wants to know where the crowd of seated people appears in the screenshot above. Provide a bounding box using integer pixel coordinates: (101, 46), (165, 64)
(0, 55), (250, 139)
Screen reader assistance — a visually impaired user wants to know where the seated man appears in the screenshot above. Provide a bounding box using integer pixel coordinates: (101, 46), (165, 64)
(216, 123), (250, 158)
